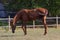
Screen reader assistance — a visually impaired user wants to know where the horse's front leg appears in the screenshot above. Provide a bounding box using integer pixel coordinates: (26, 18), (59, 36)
(42, 16), (48, 35)
(22, 21), (27, 35)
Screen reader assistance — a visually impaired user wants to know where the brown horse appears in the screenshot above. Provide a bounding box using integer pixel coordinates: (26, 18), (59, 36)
(10, 8), (48, 35)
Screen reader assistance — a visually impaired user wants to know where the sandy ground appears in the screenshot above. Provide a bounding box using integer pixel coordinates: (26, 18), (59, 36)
(0, 28), (60, 40)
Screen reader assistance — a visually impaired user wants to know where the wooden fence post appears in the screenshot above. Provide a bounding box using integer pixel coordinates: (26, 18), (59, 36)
(33, 20), (35, 28)
(56, 15), (58, 28)
(8, 15), (10, 30)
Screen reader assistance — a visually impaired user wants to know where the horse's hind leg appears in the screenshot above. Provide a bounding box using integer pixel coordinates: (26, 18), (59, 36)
(22, 21), (27, 35)
(42, 16), (48, 35)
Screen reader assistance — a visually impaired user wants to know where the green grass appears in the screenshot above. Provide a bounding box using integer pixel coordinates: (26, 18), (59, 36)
(0, 28), (60, 40)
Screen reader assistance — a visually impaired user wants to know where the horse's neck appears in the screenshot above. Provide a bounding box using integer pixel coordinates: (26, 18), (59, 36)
(13, 14), (19, 25)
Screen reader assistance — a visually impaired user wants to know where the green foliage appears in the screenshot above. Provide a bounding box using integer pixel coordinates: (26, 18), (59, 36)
(0, 21), (8, 26)
(2, 0), (60, 16)
(0, 22), (2, 26)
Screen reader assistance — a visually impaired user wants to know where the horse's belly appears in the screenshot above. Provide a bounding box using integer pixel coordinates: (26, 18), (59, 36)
(22, 15), (28, 21)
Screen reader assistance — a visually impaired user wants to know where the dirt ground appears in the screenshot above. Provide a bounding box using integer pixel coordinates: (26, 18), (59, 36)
(0, 28), (60, 40)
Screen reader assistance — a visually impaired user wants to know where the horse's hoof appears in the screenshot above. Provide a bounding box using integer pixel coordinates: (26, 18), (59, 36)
(24, 34), (27, 35)
(44, 33), (46, 35)
(44, 32), (47, 35)
(24, 33), (27, 35)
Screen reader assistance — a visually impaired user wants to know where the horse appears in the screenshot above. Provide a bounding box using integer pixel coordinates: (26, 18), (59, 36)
(10, 8), (48, 35)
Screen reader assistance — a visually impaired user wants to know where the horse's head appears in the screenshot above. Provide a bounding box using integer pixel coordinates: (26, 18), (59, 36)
(10, 20), (16, 33)
(10, 20), (13, 27)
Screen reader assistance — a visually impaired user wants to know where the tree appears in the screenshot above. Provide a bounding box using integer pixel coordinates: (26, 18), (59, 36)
(2, 0), (60, 16)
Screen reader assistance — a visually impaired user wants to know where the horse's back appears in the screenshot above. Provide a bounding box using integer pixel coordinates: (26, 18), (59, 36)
(20, 9), (38, 20)
(14, 8), (48, 21)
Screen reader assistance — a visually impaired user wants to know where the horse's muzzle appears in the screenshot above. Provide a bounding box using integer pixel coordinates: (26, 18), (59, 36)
(12, 30), (15, 33)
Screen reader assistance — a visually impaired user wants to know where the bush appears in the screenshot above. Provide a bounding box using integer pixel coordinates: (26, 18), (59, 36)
(0, 21), (8, 26)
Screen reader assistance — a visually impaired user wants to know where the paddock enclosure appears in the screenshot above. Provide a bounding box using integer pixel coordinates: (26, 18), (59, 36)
(0, 17), (60, 40)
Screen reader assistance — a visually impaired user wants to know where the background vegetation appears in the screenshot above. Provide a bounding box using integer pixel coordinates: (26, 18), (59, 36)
(1, 0), (60, 16)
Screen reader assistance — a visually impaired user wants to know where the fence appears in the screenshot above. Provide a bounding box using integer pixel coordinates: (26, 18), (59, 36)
(0, 16), (60, 30)
(33, 16), (59, 28)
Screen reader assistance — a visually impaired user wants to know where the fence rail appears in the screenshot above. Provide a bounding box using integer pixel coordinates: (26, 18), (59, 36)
(0, 16), (60, 28)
